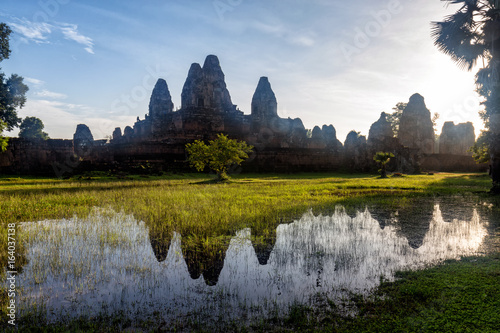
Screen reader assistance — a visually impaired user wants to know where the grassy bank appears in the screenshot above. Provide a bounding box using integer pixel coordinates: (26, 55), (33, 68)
(253, 253), (500, 333)
(1, 172), (499, 331)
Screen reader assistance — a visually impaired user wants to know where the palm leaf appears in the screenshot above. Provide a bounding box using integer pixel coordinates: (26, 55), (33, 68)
(431, 1), (489, 70)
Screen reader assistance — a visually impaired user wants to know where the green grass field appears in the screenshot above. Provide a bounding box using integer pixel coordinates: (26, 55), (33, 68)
(1, 172), (499, 332)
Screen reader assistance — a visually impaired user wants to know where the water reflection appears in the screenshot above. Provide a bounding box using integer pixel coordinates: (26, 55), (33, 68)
(149, 227), (172, 262)
(395, 201), (434, 249)
(180, 237), (231, 286)
(249, 226), (278, 265)
(17, 200), (491, 325)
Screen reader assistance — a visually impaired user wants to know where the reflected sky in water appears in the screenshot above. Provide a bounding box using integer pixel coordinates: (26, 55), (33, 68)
(16, 199), (491, 324)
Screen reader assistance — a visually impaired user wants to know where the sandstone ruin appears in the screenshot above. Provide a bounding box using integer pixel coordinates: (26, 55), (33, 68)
(398, 94), (435, 154)
(438, 121), (475, 155)
(368, 112), (398, 152)
(0, 55), (486, 175)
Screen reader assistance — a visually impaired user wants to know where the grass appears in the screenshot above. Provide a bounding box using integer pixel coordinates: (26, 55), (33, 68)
(0, 172), (492, 273)
(0, 171), (499, 331)
(247, 253), (500, 333)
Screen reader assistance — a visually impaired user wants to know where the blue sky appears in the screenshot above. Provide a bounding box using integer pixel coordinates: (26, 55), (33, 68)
(1, 0), (483, 141)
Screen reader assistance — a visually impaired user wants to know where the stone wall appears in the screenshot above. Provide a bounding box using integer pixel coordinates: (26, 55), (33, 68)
(421, 154), (487, 173)
(244, 148), (346, 173)
(0, 138), (74, 175)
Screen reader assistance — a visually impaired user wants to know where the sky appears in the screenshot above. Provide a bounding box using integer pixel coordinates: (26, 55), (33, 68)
(0, 0), (485, 142)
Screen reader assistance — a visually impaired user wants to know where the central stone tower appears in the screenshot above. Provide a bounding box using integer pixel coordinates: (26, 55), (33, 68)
(398, 93), (435, 154)
(181, 55), (235, 112)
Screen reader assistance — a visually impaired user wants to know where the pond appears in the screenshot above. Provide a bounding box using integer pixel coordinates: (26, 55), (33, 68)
(14, 198), (495, 327)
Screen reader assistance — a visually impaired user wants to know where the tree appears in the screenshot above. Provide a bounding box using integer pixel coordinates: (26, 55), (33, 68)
(373, 151), (394, 178)
(0, 121), (7, 152)
(19, 116), (49, 140)
(432, 112), (440, 131)
(432, 0), (500, 192)
(0, 23), (29, 147)
(386, 102), (407, 136)
(0, 73), (28, 130)
(185, 133), (253, 181)
(0, 23), (11, 62)
(469, 130), (491, 164)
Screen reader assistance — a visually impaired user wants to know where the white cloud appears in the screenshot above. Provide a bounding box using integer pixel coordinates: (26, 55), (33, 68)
(59, 23), (95, 54)
(288, 34), (316, 47)
(8, 17), (95, 54)
(251, 21), (286, 37)
(9, 19), (52, 43)
(24, 77), (45, 86)
(7, 99), (134, 140)
(24, 78), (68, 101)
(35, 89), (68, 100)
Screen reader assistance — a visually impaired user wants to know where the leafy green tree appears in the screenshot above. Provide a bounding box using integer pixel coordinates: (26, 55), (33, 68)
(386, 102), (407, 136)
(432, 0), (500, 191)
(19, 116), (49, 140)
(469, 130), (490, 164)
(0, 121), (7, 152)
(0, 23), (29, 146)
(0, 23), (11, 62)
(373, 152), (394, 178)
(0, 73), (28, 130)
(186, 133), (253, 181)
(432, 112), (440, 133)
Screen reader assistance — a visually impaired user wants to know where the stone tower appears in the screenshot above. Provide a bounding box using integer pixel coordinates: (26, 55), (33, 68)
(149, 79), (173, 119)
(251, 77), (278, 120)
(368, 112), (395, 151)
(368, 112), (394, 143)
(439, 121), (475, 155)
(73, 124), (94, 157)
(251, 76), (278, 132)
(180, 55), (234, 112)
(398, 93), (435, 154)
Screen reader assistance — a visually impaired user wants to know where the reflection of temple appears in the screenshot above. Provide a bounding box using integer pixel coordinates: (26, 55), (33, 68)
(395, 201), (434, 249)
(250, 228), (278, 266)
(146, 200), (482, 287)
(180, 237), (231, 286)
(437, 197), (475, 223)
(148, 227), (276, 285)
(148, 227), (172, 262)
(18, 203), (488, 327)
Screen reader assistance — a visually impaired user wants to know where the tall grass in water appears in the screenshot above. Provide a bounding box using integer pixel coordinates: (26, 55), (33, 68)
(0, 172), (492, 273)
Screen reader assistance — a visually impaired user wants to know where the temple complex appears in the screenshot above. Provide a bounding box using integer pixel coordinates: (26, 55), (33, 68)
(0, 55), (486, 176)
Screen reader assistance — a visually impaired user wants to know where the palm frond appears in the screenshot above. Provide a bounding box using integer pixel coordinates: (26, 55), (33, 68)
(431, 1), (490, 70)
(432, 21), (487, 70)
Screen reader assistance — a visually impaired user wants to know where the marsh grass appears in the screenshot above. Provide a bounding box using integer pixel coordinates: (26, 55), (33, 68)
(0, 172), (493, 272)
(0, 172), (497, 331)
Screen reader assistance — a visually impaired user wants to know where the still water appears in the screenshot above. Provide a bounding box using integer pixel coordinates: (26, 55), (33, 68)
(16, 198), (492, 325)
